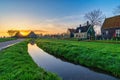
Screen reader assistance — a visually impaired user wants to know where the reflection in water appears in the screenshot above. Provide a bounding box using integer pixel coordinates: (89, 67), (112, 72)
(28, 43), (118, 80)
(29, 39), (35, 45)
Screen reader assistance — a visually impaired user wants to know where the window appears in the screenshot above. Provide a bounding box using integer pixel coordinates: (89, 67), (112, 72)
(83, 34), (85, 38)
(106, 30), (108, 35)
(76, 35), (78, 37)
(116, 29), (120, 37)
(82, 34), (84, 38)
(76, 35), (77, 37)
(79, 29), (81, 33)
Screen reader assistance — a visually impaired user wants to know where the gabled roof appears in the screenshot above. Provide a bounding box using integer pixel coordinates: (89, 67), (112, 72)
(28, 31), (35, 35)
(102, 15), (120, 29)
(15, 32), (23, 37)
(68, 29), (76, 33)
(75, 25), (91, 33)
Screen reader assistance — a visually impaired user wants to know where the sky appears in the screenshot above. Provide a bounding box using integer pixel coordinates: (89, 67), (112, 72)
(0, 0), (120, 36)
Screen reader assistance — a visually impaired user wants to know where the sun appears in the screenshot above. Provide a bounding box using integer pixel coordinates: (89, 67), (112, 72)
(20, 31), (29, 36)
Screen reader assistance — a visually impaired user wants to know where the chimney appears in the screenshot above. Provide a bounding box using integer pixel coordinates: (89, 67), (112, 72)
(79, 24), (81, 27)
(87, 21), (89, 26)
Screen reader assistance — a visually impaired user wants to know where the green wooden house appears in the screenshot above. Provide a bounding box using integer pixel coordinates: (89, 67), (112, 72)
(74, 21), (95, 40)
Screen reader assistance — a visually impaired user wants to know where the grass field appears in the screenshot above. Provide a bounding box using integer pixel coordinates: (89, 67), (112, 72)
(0, 38), (16, 42)
(0, 40), (61, 80)
(36, 39), (120, 78)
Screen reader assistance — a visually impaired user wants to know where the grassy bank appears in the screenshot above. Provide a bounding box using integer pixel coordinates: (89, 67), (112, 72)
(0, 38), (16, 42)
(84, 40), (120, 44)
(36, 39), (120, 78)
(0, 40), (61, 80)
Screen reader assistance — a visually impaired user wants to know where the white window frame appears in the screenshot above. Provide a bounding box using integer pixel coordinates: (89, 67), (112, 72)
(79, 29), (81, 33)
(106, 30), (108, 35)
(116, 29), (120, 37)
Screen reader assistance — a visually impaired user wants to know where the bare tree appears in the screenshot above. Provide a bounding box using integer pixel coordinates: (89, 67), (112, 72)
(113, 5), (120, 15)
(84, 9), (105, 26)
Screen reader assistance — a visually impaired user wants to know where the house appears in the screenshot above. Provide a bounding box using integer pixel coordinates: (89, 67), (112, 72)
(14, 31), (24, 38)
(14, 31), (37, 38)
(74, 21), (95, 40)
(67, 28), (76, 38)
(101, 15), (120, 39)
(27, 31), (38, 38)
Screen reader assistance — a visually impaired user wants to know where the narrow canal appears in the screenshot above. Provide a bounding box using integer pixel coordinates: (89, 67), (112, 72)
(28, 43), (118, 80)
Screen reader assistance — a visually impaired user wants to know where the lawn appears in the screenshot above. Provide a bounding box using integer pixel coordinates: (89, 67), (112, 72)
(0, 38), (16, 42)
(0, 40), (61, 80)
(86, 40), (120, 44)
(36, 39), (120, 78)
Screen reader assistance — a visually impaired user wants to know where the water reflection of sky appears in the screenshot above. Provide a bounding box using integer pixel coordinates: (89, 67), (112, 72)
(28, 43), (118, 80)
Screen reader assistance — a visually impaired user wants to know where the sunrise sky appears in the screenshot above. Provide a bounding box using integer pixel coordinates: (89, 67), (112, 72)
(0, 0), (120, 36)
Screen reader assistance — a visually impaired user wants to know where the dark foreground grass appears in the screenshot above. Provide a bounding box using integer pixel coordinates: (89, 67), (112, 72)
(36, 39), (120, 78)
(0, 41), (61, 80)
(0, 38), (16, 42)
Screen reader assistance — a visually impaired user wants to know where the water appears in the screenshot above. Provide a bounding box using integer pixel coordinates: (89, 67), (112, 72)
(28, 43), (118, 80)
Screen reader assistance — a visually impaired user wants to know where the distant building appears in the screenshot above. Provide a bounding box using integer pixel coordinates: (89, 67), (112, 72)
(14, 31), (37, 38)
(37, 34), (43, 38)
(61, 33), (69, 38)
(102, 15), (120, 39)
(27, 31), (38, 38)
(67, 28), (76, 38)
(74, 21), (95, 40)
(14, 31), (24, 38)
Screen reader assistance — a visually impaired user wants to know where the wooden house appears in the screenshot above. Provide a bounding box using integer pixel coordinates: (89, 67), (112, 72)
(67, 28), (76, 38)
(102, 15), (120, 39)
(74, 22), (95, 40)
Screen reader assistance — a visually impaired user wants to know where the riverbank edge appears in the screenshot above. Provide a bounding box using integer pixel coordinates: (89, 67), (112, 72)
(36, 39), (120, 79)
(0, 40), (61, 80)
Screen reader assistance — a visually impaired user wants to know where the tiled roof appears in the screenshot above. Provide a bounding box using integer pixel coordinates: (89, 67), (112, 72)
(102, 15), (120, 29)
(75, 25), (91, 33)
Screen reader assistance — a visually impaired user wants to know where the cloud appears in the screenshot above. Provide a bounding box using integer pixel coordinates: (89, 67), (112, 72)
(45, 14), (84, 23)
(31, 14), (85, 34)
(0, 14), (86, 34)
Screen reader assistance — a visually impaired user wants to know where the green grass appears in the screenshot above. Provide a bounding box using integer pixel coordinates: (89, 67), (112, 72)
(61, 38), (79, 41)
(0, 40), (61, 80)
(87, 40), (120, 43)
(36, 39), (120, 78)
(0, 38), (16, 42)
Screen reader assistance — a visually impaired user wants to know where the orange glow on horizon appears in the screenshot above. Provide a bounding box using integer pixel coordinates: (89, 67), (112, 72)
(0, 28), (65, 37)
(19, 31), (30, 36)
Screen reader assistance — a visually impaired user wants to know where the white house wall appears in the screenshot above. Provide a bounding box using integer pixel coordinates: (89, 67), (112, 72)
(74, 32), (87, 39)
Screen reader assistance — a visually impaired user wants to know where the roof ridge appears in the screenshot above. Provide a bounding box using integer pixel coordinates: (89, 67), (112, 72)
(106, 15), (120, 19)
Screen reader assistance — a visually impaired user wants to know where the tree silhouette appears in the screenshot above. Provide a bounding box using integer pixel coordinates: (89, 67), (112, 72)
(7, 30), (19, 37)
(84, 9), (105, 26)
(113, 5), (120, 15)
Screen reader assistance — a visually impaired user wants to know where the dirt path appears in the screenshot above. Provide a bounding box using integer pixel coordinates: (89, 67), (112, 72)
(0, 39), (24, 51)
